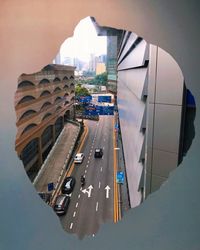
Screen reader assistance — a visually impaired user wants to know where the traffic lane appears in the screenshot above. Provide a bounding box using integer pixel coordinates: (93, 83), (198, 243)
(60, 119), (99, 232)
(93, 116), (114, 223)
(66, 116), (113, 238)
(73, 116), (114, 236)
(60, 116), (114, 237)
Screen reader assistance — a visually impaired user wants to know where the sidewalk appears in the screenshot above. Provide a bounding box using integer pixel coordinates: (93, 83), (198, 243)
(114, 111), (131, 216)
(34, 122), (80, 194)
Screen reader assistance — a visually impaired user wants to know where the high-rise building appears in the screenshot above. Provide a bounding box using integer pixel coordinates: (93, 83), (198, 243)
(15, 64), (75, 181)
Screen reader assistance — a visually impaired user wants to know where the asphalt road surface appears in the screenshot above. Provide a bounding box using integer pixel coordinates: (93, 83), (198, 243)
(60, 116), (114, 239)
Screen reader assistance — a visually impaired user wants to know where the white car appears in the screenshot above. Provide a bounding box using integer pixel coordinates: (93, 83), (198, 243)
(74, 153), (84, 163)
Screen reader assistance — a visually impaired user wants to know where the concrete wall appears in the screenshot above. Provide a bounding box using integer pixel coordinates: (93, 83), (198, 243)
(0, 1), (200, 250)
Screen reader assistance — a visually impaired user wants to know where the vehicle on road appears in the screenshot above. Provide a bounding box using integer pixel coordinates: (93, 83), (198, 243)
(80, 175), (85, 187)
(53, 195), (70, 216)
(94, 148), (103, 158)
(74, 153), (84, 163)
(61, 176), (76, 194)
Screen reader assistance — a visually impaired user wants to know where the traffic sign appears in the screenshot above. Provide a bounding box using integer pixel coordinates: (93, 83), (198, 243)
(47, 182), (54, 192)
(98, 95), (111, 103)
(116, 171), (124, 184)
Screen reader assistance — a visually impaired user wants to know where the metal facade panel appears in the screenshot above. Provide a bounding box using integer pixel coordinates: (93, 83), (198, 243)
(118, 32), (137, 63)
(156, 47), (184, 105)
(118, 68), (148, 100)
(152, 149), (179, 177)
(118, 40), (147, 70)
(153, 104), (182, 153)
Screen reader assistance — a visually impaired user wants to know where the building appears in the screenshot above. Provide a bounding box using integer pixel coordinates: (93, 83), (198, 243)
(117, 31), (185, 207)
(91, 17), (124, 93)
(96, 62), (106, 75)
(15, 64), (75, 181)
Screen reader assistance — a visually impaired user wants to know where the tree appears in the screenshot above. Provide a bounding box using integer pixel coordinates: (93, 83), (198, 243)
(75, 84), (91, 97)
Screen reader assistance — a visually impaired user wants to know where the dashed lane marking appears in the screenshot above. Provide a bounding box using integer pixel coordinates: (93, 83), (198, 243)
(73, 212), (76, 217)
(70, 223), (73, 229)
(101, 167), (103, 172)
(99, 182), (101, 189)
(96, 202), (99, 211)
(76, 202), (78, 208)
(78, 194), (80, 199)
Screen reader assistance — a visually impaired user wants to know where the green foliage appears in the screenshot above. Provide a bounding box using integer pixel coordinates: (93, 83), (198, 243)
(75, 84), (91, 97)
(87, 72), (107, 86)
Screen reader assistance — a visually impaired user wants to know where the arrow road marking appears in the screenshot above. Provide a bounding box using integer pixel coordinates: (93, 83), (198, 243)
(81, 185), (93, 198)
(105, 185), (111, 198)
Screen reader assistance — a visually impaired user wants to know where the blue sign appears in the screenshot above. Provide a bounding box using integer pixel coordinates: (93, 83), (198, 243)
(78, 95), (92, 103)
(47, 182), (54, 192)
(98, 95), (112, 103)
(84, 105), (114, 116)
(116, 171), (124, 184)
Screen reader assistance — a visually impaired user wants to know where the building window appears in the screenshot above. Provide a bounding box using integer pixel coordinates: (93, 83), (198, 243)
(41, 126), (53, 147)
(20, 138), (39, 166)
(55, 117), (63, 138)
(39, 79), (50, 85)
(40, 102), (51, 111)
(17, 95), (36, 105)
(21, 123), (37, 135)
(63, 84), (69, 89)
(53, 77), (61, 83)
(63, 76), (68, 82)
(19, 110), (37, 121)
(40, 90), (51, 97)
(42, 113), (52, 121)
(53, 87), (61, 93)
(18, 80), (35, 88)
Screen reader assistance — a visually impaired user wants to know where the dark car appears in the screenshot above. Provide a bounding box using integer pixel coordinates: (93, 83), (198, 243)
(61, 176), (76, 194)
(53, 195), (70, 216)
(94, 148), (103, 158)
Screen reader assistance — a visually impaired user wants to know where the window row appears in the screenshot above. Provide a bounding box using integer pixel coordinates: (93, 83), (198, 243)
(18, 77), (75, 88)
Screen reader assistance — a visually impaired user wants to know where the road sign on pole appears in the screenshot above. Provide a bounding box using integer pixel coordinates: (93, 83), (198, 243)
(47, 182), (54, 192)
(116, 171), (124, 184)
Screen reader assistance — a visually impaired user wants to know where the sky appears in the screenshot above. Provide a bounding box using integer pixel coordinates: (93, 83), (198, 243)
(59, 17), (107, 62)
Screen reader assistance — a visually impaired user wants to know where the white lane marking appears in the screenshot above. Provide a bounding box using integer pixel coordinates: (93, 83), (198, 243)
(86, 164), (88, 168)
(96, 202), (99, 211)
(80, 187), (82, 191)
(73, 211), (76, 217)
(78, 194), (80, 199)
(103, 147), (105, 150)
(99, 182), (101, 189)
(85, 169), (87, 174)
(70, 223), (73, 229)
(76, 202), (78, 208)
(92, 234), (95, 237)
(101, 167), (103, 172)
(102, 155), (104, 159)
(87, 160), (90, 164)
(90, 149), (92, 153)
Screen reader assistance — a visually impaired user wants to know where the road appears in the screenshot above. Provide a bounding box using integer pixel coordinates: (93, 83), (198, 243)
(60, 116), (114, 239)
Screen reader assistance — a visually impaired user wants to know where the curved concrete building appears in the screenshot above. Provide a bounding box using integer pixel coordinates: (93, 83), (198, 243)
(15, 64), (75, 181)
